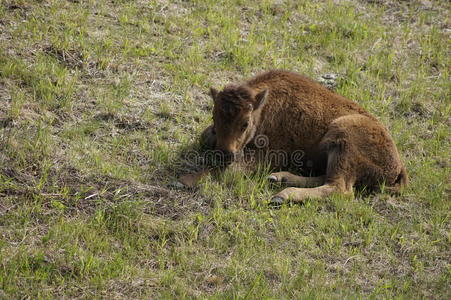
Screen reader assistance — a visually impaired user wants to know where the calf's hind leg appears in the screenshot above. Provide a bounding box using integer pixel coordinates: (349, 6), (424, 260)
(269, 147), (354, 206)
(269, 184), (347, 206)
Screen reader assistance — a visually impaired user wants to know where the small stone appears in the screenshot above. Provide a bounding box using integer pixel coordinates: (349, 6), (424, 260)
(318, 73), (338, 90)
(321, 73), (338, 80)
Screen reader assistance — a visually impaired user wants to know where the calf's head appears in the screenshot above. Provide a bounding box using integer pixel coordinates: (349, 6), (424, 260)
(209, 85), (268, 164)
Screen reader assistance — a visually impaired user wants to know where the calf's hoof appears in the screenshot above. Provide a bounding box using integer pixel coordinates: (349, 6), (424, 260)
(267, 172), (289, 184)
(268, 175), (278, 183)
(269, 196), (285, 208)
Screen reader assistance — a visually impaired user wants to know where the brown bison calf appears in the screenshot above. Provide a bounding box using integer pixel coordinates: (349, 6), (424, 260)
(199, 70), (407, 206)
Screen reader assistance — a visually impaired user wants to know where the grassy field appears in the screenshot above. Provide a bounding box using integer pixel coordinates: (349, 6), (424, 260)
(0, 0), (449, 298)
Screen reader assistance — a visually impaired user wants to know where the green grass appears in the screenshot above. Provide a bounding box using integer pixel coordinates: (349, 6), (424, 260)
(0, 0), (449, 298)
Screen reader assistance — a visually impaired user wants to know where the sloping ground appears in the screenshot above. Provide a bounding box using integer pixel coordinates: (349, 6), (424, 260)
(0, 0), (449, 298)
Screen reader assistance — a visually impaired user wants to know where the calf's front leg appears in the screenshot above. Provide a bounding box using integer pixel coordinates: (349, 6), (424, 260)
(200, 125), (216, 150)
(268, 171), (325, 188)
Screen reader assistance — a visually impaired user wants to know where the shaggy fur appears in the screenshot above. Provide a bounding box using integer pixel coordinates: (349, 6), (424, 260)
(200, 70), (408, 205)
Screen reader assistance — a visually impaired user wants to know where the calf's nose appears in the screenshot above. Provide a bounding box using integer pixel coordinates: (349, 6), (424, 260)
(217, 149), (235, 165)
(222, 149), (234, 161)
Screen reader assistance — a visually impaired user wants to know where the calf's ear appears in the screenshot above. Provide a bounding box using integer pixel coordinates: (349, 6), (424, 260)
(210, 87), (218, 102)
(254, 89), (268, 110)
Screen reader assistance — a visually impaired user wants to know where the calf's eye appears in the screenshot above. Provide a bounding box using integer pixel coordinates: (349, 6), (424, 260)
(242, 121), (249, 131)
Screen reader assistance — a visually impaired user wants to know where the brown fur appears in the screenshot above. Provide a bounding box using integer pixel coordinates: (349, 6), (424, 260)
(201, 70), (408, 204)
